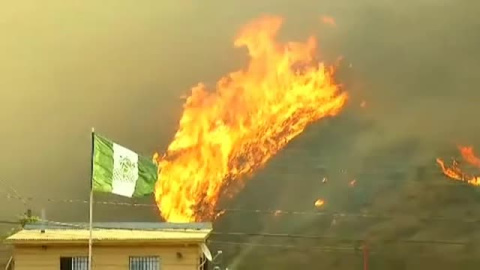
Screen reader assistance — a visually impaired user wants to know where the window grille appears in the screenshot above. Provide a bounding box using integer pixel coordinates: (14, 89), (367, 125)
(60, 257), (88, 270)
(129, 256), (160, 270)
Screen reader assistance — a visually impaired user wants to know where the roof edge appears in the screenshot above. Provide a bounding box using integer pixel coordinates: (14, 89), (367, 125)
(24, 222), (213, 231)
(6, 227), (212, 244)
(6, 238), (207, 245)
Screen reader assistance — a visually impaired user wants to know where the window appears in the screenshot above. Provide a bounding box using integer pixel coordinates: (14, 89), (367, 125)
(129, 256), (160, 270)
(60, 257), (88, 270)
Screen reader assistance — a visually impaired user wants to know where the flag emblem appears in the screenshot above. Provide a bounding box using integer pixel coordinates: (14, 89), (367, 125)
(92, 133), (158, 198)
(111, 143), (139, 197)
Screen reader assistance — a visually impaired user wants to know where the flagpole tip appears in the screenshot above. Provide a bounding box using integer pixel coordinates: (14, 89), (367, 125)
(91, 127), (95, 133)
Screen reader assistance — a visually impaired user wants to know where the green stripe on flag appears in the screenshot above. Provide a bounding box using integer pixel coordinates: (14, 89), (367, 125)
(92, 134), (158, 198)
(134, 155), (158, 197)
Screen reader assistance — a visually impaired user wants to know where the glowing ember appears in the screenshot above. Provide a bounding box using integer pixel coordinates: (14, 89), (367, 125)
(321, 16), (336, 27)
(436, 145), (480, 186)
(214, 209), (226, 219)
(349, 179), (357, 187)
(315, 199), (325, 208)
(154, 15), (348, 222)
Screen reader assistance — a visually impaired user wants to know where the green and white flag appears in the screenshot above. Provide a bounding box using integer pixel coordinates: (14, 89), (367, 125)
(92, 133), (158, 198)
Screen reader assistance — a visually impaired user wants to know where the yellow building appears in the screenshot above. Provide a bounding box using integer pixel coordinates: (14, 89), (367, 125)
(6, 222), (212, 270)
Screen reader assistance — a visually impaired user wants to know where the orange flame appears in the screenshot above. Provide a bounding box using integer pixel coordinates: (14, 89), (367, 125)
(459, 146), (480, 168)
(154, 15), (348, 222)
(321, 16), (336, 27)
(436, 158), (464, 181)
(436, 146), (480, 186)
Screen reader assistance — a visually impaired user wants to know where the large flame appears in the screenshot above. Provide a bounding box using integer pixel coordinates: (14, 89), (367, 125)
(436, 146), (480, 186)
(154, 15), (348, 222)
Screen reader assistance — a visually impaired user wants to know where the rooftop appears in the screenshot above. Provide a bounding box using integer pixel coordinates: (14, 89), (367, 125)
(6, 222), (212, 245)
(24, 222), (212, 231)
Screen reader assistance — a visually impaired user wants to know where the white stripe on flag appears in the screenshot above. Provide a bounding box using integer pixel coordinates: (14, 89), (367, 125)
(111, 143), (139, 197)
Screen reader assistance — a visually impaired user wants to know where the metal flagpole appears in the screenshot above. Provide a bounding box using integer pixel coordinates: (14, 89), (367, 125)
(88, 127), (95, 270)
(88, 188), (93, 270)
(363, 241), (369, 270)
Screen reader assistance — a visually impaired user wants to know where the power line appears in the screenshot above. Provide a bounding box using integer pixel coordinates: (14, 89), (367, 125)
(0, 179), (27, 208)
(208, 240), (358, 253)
(210, 208), (480, 224)
(5, 217), (471, 247)
(209, 241), (471, 258)
(0, 220), (19, 225)
(18, 218), (468, 247)
(3, 193), (480, 224)
(209, 232), (466, 246)
(3, 194), (155, 207)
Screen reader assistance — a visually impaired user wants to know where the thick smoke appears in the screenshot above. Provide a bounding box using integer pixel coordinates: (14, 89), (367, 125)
(1, 0), (480, 268)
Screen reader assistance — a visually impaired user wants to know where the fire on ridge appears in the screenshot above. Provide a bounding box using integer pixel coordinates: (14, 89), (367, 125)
(154, 15), (348, 222)
(437, 146), (480, 186)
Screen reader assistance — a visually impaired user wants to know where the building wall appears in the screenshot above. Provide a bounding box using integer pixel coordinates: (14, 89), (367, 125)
(13, 243), (201, 270)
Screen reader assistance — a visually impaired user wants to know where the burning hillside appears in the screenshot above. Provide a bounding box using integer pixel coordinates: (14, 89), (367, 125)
(154, 15), (348, 222)
(436, 146), (480, 185)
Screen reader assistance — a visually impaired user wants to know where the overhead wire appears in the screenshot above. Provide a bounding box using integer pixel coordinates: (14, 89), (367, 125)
(209, 232), (466, 246)
(13, 218), (469, 248)
(208, 241), (470, 258)
(0, 218), (468, 262)
(0, 220), (20, 225)
(0, 178), (28, 208)
(2, 192), (480, 224)
(209, 240), (358, 253)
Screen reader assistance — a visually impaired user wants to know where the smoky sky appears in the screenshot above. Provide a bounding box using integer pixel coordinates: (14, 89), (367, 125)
(1, 0), (480, 267)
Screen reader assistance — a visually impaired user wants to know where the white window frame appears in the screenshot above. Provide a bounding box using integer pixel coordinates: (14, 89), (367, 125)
(129, 256), (160, 270)
(59, 256), (88, 270)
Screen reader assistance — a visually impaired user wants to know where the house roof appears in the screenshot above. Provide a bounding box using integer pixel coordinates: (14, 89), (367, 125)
(6, 222), (212, 245)
(24, 222), (212, 231)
